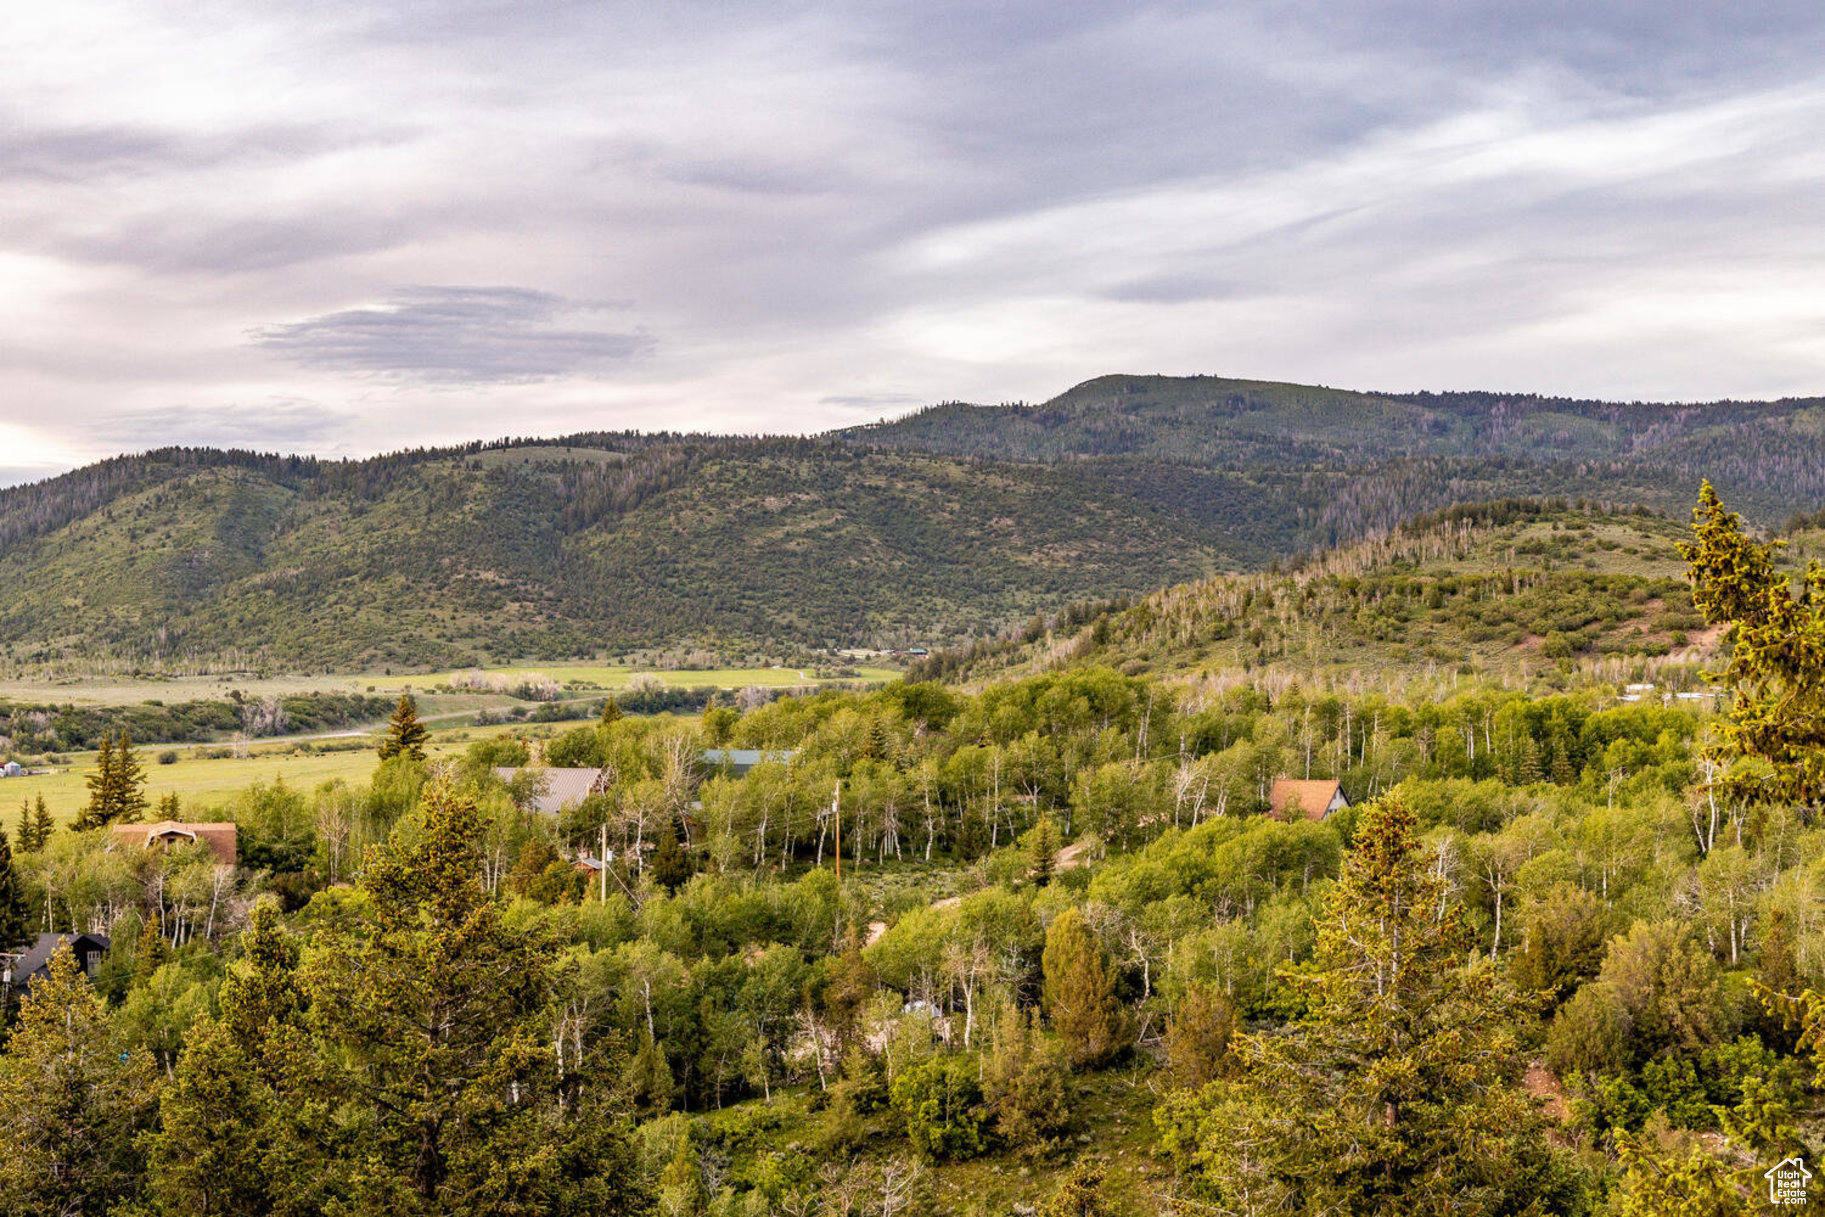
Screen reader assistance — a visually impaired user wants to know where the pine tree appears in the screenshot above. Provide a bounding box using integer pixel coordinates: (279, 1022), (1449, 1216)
(657, 1127), (708, 1217)
(75, 732), (116, 830)
(74, 732), (146, 831)
(305, 775), (646, 1211)
(1028, 815), (1060, 887)
(113, 733), (148, 824)
(649, 816), (691, 891)
(143, 901), (326, 1217)
(155, 791), (181, 820)
(1679, 480), (1825, 810)
(1157, 794), (1573, 1215)
(0, 829), (26, 952)
(18, 795), (53, 852)
(0, 946), (159, 1215)
(599, 697), (622, 726)
(376, 694), (428, 762)
(14, 799), (35, 854)
(132, 915), (170, 987)
(1042, 907), (1125, 1068)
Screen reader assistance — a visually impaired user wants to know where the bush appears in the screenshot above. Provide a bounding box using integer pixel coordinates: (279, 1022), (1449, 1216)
(889, 1056), (986, 1161)
(157, 750), (179, 765)
(1546, 981), (1632, 1079)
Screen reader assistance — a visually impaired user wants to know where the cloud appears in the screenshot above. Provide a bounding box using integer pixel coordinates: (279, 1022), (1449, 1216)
(251, 287), (650, 383)
(6, 0), (1825, 476)
(105, 399), (356, 453)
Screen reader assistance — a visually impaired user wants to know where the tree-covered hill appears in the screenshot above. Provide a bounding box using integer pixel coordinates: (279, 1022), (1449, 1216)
(912, 499), (1729, 688)
(5, 374), (1825, 671)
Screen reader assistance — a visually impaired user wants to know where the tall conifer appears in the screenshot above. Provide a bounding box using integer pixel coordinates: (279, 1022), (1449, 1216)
(376, 694), (428, 762)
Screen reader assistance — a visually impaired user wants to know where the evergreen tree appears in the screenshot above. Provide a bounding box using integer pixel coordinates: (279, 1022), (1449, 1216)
(1680, 481), (1825, 810)
(155, 791), (181, 820)
(74, 732), (146, 830)
(376, 694), (428, 763)
(305, 775), (645, 1214)
(19, 794), (53, 852)
(142, 902), (325, 1217)
(0, 828), (27, 951)
(0, 945), (159, 1215)
(657, 1127), (708, 1217)
(132, 915), (171, 987)
(1042, 907), (1125, 1068)
(649, 815), (691, 891)
(1157, 794), (1576, 1215)
(75, 732), (116, 831)
(599, 696), (623, 726)
(1027, 815), (1060, 887)
(114, 733), (148, 824)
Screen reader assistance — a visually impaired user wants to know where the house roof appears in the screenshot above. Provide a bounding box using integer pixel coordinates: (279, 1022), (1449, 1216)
(1269, 779), (1348, 821)
(493, 767), (607, 815)
(701, 748), (794, 774)
(110, 820), (238, 866)
(8, 932), (110, 986)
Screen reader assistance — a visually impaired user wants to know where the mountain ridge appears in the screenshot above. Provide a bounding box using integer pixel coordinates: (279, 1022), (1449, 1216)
(4, 373), (1821, 672)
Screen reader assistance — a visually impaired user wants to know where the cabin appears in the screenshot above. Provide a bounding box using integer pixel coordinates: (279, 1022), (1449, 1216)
(1269, 779), (1349, 822)
(111, 820), (239, 866)
(701, 748), (795, 778)
(4, 932), (110, 991)
(1, 761), (21, 778)
(492, 767), (610, 816)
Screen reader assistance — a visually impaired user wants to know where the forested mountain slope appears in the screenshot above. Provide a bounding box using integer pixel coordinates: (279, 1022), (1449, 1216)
(913, 500), (1729, 688)
(4, 374), (1823, 671)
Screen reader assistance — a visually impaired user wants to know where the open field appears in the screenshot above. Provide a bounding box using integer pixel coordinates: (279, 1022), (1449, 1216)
(0, 718), (616, 827)
(0, 664), (898, 709)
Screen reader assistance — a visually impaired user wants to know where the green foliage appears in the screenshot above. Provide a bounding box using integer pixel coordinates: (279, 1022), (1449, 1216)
(981, 1008), (1070, 1155)
(1681, 480), (1825, 810)
(0, 945), (159, 1216)
(376, 694), (428, 763)
(1042, 908), (1125, 1068)
(1160, 794), (1574, 1216)
(889, 1056), (987, 1162)
(0, 828), (26, 951)
(74, 730), (148, 830)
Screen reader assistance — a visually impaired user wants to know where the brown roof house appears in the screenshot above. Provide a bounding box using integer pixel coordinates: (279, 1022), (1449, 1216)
(111, 820), (238, 866)
(1269, 779), (1349, 821)
(493, 767), (611, 816)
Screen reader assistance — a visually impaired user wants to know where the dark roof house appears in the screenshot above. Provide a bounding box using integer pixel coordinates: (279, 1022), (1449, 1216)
(5, 932), (110, 990)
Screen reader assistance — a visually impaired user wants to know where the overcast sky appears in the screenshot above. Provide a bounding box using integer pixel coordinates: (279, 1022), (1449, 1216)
(5, 2), (1825, 484)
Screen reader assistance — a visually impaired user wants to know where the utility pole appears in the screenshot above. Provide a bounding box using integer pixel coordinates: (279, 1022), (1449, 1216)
(833, 781), (842, 883)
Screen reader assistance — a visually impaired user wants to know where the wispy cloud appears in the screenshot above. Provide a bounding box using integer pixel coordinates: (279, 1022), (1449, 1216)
(106, 399), (354, 453)
(4, 1), (1825, 472)
(251, 287), (650, 383)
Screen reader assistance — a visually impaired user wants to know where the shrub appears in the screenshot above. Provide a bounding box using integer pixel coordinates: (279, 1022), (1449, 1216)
(889, 1056), (986, 1161)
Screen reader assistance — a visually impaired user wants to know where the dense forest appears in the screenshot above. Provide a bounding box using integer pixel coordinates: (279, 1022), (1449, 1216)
(7, 375), (1825, 671)
(1, 484), (1823, 1213)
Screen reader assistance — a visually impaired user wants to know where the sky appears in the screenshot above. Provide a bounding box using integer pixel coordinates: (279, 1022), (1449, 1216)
(5, 1), (1825, 484)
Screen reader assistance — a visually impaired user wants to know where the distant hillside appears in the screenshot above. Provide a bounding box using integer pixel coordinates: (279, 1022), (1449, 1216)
(3, 373), (1822, 672)
(909, 500), (1723, 688)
